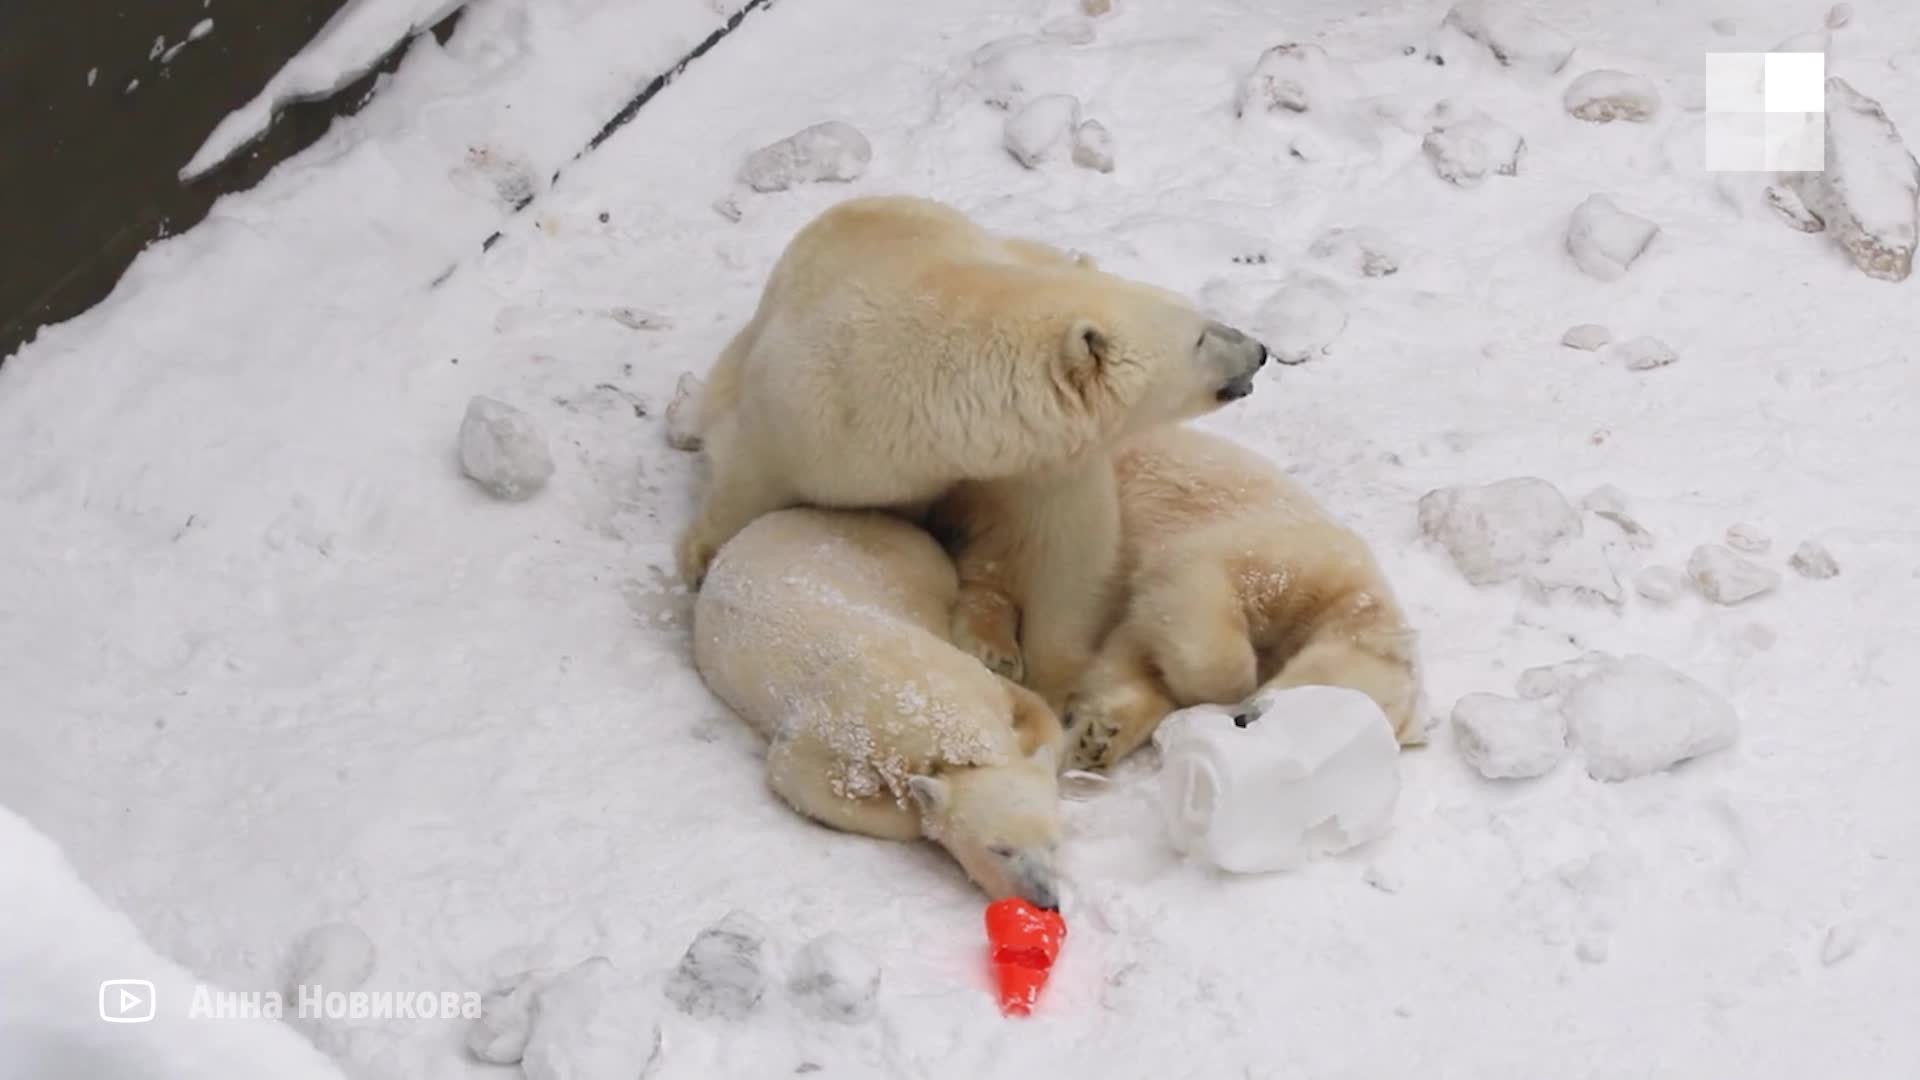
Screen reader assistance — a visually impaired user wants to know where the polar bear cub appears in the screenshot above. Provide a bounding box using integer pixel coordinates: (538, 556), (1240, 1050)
(1059, 425), (1425, 772)
(692, 506), (1067, 907)
(674, 194), (1270, 588)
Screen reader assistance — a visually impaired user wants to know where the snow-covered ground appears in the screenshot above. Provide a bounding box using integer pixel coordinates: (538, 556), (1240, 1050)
(4, 0), (1919, 1075)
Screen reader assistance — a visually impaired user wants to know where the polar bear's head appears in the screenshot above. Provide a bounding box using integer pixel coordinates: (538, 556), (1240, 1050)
(907, 744), (1063, 909)
(1048, 277), (1271, 442)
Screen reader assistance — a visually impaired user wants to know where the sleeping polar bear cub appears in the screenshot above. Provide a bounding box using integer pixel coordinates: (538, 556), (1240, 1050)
(674, 194), (1269, 588)
(1060, 425), (1426, 771)
(692, 506), (1067, 908)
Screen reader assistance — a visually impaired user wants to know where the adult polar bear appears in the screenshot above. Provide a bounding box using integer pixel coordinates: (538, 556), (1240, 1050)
(676, 195), (1270, 704)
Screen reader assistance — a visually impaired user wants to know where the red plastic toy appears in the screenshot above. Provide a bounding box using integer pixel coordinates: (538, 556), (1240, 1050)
(983, 897), (1067, 1016)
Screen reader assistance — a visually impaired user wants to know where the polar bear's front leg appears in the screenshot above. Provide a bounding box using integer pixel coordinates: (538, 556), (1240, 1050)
(1059, 628), (1176, 772)
(675, 420), (793, 587)
(949, 582), (1025, 682)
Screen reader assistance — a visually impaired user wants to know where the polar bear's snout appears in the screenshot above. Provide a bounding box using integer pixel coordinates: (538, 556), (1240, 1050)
(1008, 849), (1061, 910)
(1203, 322), (1269, 403)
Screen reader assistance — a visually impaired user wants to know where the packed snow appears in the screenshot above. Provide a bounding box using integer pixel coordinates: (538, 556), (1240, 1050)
(1450, 691), (1568, 779)
(786, 932), (881, 1024)
(1567, 194), (1660, 280)
(459, 394), (556, 501)
(1421, 105), (1526, 186)
(1782, 78), (1920, 282)
(1562, 69), (1662, 124)
(1560, 654), (1741, 782)
(1253, 274), (1349, 363)
(1560, 322), (1612, 351)
(5, 0), (1920, 1076)
(519, 957), (663, 1080)
(1613, 334), (1679, 371)
(739, 121), (873, 193)
(1687, 542), (1783, 604)
(1003, 94), (1084, 167)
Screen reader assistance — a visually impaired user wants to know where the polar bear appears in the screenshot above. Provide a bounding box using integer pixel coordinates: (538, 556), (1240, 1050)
(1054, 425), (1425, 772)
(691, 505), (1067, 908)
(673, 194), (1270, 591)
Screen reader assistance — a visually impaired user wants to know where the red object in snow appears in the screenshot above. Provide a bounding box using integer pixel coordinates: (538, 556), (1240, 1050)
(984, 897), (1067, 1016)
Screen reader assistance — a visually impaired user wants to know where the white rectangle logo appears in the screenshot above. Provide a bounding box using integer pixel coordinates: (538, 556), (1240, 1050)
(1705, 51), (1826, 172)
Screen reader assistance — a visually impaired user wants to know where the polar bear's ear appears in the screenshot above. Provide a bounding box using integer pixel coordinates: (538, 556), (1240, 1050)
(906, 774), (950, 815)
(1063, 319), (1111, 372)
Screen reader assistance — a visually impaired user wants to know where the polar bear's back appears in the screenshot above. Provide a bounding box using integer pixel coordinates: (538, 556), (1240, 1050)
(691, 508), (1019, 796)
(1112, 425), (1396, 636)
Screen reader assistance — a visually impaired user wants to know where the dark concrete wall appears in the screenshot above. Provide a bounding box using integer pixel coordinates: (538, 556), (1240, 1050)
(0, 2), (460, 362)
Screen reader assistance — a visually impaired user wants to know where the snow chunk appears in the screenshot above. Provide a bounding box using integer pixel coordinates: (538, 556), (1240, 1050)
(1158, 688), (1401, 874)
(1235, 43), (1355, 117)
(969, 36), (1049, 110)
(786, 932), (880, 1024)
(1567, 195), (1658, 280)
(459, 395), (554, 501)
(1308, 226), (1400, 277)
(1417, 477), (1582, 586)
(522, 958), (662, 1080)
(1725, 523), (1771, 554)
(1563, 655), (1739, 781)
(1561, 323), (1611, 350)
(1782, 78), (1920, 282)
(739, 121), (871, 193)
(1687, 544), (1780, 605)
(1082, 0), (1113, 15)
(1439, 0), (1574, 74)
(664, 373), (704, 452)
(468, 970), (553, 1065)
(286, 922), (376, 995)
(1422, 106), (1524, 187)
(1451, 692), (1568, 779)
(1821, 921), (1864, 965)
(1254, 277), (1347, 364)
(1789, 539), (1840, 579)
(1517, 651), (1614, 701)
(1563, 70), (1661, 123)
(1071, 119), (1115, 172)
(663, 910), (773, 1020)
(1634, 566), (1685, 604)
(1582, 484), (1653, 548)
(180, 0), (462, 180)
(1004, 94), (1083, 167)
(1613, 335), (1677, 371)
(1826, 3), (1854, 29)
(1766, 184), (1826, 232)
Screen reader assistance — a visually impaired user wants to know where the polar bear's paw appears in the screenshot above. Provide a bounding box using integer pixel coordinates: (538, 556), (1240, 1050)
(1061, 697), (1121, 772)
(950, 586), (1026, 683)
(675, 527), (721, 589)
